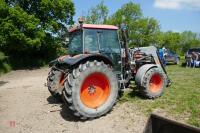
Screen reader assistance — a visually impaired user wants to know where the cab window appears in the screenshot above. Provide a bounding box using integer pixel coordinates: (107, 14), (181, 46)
(68, 30), (82, 54)
(99, 30), (120, 53)
(84, 29), (98, 53)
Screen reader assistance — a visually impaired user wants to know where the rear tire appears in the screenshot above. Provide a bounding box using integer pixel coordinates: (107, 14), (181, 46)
(47, 68), (65, 101)
(139, 67), (167, 99)
(62, 61), (118, 119)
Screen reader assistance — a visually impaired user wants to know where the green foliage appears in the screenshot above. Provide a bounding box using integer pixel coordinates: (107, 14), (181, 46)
(0, 51), (11, 75)
(5, 0), (75, 33)
(180, 31), (200, 54)
(85, 0), (109, 24)
(0, 0), (199, 71)
(156, 31), (181, 53)
(86, 1), (200, 53)
(0, 0), (74, 69)
(106, 2), (160, 47)
(130, 17), (160, 47)
(0, 2), (45, 53)
(155, 31), (200, 54)
(106, 1), (142, 25)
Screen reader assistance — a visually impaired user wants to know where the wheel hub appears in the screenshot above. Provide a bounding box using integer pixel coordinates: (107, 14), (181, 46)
(88, 85), (96, 94)
(149, 74), (163, 93)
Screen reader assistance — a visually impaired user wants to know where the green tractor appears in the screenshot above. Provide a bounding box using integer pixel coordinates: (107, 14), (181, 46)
(47, 22), (170, 119)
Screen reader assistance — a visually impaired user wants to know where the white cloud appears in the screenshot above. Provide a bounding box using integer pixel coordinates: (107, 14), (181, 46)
(154, 0), (200, 10)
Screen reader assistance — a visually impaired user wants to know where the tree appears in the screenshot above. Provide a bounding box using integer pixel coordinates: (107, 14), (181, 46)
(180, 31), (200, 53)
(0, 0), (75, 68)
(106, 2), (160, 47)
(4, 0), (75, 35)
(130, 17), (160, 47)
(0, 1), (45, 54)
(85, 1), (109, 24)
(164, 31), (181, 53)
(106, 2), (142, 26)
(155, 31), (200, 55)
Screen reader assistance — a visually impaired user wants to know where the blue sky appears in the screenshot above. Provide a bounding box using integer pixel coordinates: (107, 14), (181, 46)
(73, 0), (200, 33)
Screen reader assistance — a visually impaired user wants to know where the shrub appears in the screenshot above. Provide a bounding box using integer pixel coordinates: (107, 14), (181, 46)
(0, 51), (11, 75)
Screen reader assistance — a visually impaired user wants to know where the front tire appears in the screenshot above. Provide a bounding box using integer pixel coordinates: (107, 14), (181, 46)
(62, 61), (118, 119)
(139, 67), (167, 99)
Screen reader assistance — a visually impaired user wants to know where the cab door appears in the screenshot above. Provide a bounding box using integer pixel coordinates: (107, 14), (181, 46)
(98, 30), (121, 73)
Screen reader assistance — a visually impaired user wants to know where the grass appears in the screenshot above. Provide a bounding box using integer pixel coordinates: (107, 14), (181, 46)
(120, 65), (200, 127)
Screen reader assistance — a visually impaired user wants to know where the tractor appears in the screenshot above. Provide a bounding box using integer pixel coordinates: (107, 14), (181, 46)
(47, 21), (170, 119)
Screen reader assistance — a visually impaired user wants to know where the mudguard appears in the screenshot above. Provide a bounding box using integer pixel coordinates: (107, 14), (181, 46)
(135, 64), (158, 86)
(49, 54), (113, 68)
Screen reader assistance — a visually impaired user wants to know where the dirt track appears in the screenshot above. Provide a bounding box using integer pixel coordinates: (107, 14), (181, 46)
(0, 68), (147, 133)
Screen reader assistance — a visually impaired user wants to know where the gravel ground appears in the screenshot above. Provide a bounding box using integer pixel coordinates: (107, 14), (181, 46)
(0, 68), (148, 133)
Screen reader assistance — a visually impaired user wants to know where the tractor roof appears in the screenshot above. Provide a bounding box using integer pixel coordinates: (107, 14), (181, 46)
(69, 24), (118, 32)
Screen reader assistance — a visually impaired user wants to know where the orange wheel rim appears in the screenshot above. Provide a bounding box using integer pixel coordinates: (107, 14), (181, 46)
(80, 72), (110, 109)
(149, 74), (163, 93)
(59, 74), (65, 86)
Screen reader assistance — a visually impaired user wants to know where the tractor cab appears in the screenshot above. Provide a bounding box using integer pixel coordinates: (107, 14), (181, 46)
(68, 24), (122, 72)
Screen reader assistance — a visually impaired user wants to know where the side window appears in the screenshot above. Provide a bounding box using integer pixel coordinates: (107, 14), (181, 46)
(84, 29), (98, 53)
(99, 30), (120, 53)
(68, 31), (82, 54)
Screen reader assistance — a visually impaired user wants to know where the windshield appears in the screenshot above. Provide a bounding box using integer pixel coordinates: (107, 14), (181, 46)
(68, 30), (82, 55)
(188, 48), (200, 54)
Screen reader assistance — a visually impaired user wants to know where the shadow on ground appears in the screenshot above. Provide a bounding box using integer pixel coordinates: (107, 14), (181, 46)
(46, 85), (147, 122)
(127, 85), (146, 99)
(0, 81), (8, 87)
(60, 104), (85, 122)
(47, 95), (89, 122)
(47, 95), (63, 104)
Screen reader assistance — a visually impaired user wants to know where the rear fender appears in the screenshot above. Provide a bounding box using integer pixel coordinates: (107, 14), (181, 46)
(52, 54), (113, 68)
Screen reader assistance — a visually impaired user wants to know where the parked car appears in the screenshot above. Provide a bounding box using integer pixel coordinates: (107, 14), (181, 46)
(159, 48), (180, 65)
(185, 48), (200, 67)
